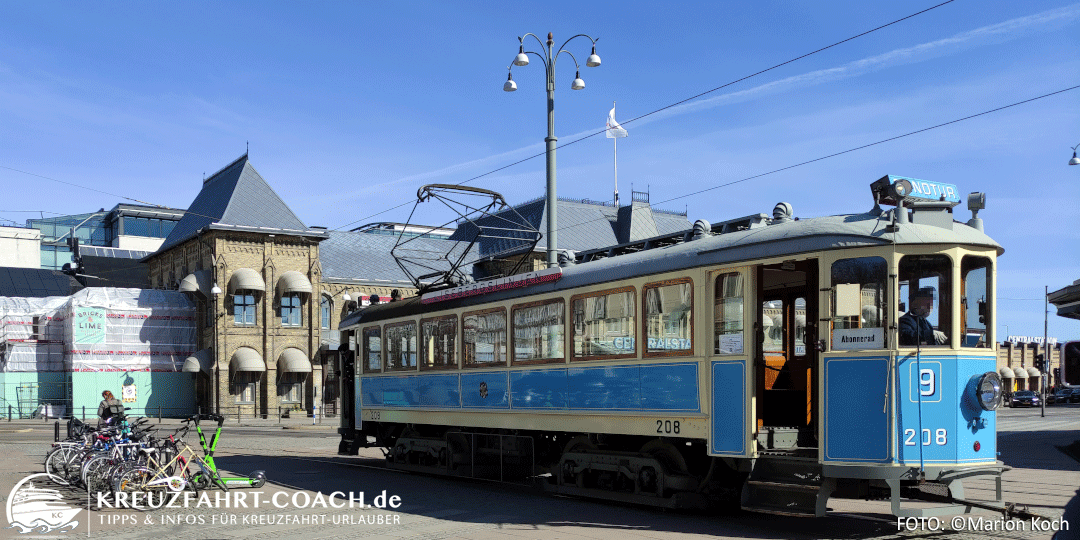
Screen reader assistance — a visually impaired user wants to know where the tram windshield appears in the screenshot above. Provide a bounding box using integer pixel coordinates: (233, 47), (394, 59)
(830, 256), (887, 349)
(961, 256), (992, 348)
(898, 255), (952, 347)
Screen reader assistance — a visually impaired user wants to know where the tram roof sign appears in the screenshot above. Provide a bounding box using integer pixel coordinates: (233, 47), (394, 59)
(873, 175), (962, 206)
(420, 267), (562, 304)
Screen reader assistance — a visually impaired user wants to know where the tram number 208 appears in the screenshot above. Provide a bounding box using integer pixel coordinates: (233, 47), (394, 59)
(657, 420), (681, 434)
(904, 428), (947, 446)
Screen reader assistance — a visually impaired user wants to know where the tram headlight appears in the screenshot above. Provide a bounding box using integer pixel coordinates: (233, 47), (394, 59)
(976, 372), (1003, 411)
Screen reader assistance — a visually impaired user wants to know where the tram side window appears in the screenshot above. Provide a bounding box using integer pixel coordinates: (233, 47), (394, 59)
(362, 326), (382, 373)
(961, 256), (992, 348)
(898, 255), (952, 347)
(645, 279), (693, 356)
(463, 308), (506, 367)
(512, 299), (565, 363)
(421, 316), (457, 369)
(385, 322), (418, 370)
(830, 257), (887, 348)
(713, 273), (744, 355)
(572, 288), (636, 360)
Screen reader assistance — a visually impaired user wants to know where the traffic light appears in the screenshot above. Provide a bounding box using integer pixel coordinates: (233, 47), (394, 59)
(1034, 354), (1045, 372)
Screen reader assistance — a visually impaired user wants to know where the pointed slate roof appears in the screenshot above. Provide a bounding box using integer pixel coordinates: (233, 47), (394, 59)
(155, 154), (326, 254)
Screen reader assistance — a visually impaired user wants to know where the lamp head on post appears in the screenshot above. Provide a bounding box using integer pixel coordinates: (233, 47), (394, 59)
(503, 30), (602, 267)
(571, 71), (585, 90)
(503, 70), (517, 92)
(211, 283), (222, 296)
(514, 41), (529, 67)
(342, 291), (351, 302)
(586, 45), (601, 67)
(1070, 143), (1080, 166)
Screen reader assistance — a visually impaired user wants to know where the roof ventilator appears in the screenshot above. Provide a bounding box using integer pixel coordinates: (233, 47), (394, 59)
(689, 219), (711, 240)
(770, 202), (793, 224)
(557, 249), (577, 267)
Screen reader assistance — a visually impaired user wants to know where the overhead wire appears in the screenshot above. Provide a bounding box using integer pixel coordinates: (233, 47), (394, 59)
(548, 84), (1080, 237)
(329, 0), (959, 231)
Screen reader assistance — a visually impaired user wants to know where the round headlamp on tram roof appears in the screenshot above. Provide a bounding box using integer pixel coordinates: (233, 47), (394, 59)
(891, 179), (913, 199)
(976, 371), (1003, 411)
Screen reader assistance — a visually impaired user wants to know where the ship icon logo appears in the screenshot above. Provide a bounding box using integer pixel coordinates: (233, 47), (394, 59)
(5, 473), (81, 534)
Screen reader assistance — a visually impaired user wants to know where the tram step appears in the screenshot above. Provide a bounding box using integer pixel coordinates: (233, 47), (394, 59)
(741, 457), (829, 517)
(741, 481), (825, 517)
(740, 503), (818, 517)
(746, 480), (819, 491)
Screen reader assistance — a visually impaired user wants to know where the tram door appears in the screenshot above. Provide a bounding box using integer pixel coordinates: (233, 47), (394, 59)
(756, 260), (818, 447)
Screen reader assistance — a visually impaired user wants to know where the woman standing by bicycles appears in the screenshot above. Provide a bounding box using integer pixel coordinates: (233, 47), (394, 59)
(97, 390), (123, 427)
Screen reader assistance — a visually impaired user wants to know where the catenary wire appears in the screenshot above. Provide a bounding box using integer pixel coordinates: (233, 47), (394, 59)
(0, 0), (959, 232)
(547, 84), (1080, 237)
(328, 0), (958, 231)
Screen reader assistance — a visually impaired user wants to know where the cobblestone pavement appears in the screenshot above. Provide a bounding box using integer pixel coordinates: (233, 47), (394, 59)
(0, 407), (1076, 540)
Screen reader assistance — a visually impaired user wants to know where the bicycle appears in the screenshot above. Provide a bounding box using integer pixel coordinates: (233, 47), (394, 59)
(113, 425), (227, 505)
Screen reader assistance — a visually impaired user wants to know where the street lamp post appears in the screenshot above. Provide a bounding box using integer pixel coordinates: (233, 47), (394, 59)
(505, 32), (601, 267)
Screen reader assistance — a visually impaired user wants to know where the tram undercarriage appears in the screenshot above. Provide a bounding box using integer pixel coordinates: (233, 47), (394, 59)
(352, 422), (745, 509)
(343, 422), (1026, 519)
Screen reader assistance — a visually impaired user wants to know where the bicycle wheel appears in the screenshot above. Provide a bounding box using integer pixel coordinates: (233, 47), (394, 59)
(82, 455), (110, 491)
(113, 464), (152, 494)
(186, 460), (211, 491)
(45, 446), (80, 485)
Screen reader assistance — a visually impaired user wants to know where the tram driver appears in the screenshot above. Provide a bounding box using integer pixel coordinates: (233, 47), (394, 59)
(899, 287), (947, 346)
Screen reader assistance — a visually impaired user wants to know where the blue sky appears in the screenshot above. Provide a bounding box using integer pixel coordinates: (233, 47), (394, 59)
(0, 1), (1077, 340)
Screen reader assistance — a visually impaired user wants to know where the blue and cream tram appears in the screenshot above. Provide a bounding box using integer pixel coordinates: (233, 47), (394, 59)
(337, 175), (1006, 517)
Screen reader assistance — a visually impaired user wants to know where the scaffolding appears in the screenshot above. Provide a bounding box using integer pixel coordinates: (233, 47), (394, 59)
(0, 288), (196, 373)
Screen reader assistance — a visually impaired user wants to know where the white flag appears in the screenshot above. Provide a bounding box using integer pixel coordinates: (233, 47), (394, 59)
(606, 107), (627, 138)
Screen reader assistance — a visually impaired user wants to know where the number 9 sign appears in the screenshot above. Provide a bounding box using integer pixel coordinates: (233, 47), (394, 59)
(909, 362), (941, 402)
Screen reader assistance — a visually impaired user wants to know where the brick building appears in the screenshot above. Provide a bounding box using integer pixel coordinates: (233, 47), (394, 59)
(996, 340), (1062, 391)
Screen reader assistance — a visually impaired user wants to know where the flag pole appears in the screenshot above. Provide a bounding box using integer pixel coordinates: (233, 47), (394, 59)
(613, 101), (619, 207)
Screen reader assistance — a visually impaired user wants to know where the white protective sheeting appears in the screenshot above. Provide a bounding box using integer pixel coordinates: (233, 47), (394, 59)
(0, 288), (196, 372)
(0, 294), (69, 371)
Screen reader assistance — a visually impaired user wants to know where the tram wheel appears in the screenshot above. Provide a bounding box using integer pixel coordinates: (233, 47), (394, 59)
(562, 436), (597, 456)
(640, 439), (688, 475)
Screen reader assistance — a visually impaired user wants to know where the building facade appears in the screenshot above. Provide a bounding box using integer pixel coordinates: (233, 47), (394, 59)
(145, 155), (330, 418)
(146, 155), (441, 419)
(28, 204), (184, 271)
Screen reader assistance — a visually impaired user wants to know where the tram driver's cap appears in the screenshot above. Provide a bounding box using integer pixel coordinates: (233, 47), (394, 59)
(913, 287), (936, 299)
